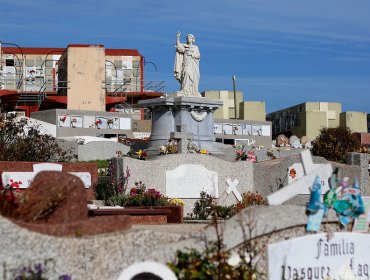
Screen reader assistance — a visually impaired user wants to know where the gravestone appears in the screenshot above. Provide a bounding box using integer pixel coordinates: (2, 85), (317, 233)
(289, 135), (300, 146)
(276, 134), (289, 147)
(267, 150), (333, 205)
(269, 232), (370, 280)
(118, 261), (177, 280)
(305, 141), (313, 149)
(15, 171), (87, 223)
(166, 164), (218, 198)
(12, 171), (132, 236)
(300, 136), (310, 145)
(291, 140), (302, 149)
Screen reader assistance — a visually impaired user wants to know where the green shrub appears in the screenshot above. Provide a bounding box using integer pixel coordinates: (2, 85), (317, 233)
(187, 191), (215, 220)
(0, 114), (74, 162)
(213, 205), (236, 219)
(187, 191), (236, 220)
(312, 127), (361, 163)
(105, 181), (169, 207)
(87, 159), (110, 169)
(105, 192), (128, 206)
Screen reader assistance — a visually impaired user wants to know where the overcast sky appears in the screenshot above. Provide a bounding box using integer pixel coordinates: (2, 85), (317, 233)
(1, 0), (369, 113)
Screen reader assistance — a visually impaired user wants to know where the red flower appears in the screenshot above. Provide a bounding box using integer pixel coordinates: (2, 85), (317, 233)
(289, 168), (297, 179)
(130, 188), (138, 195)
(9, 179), (22, 189)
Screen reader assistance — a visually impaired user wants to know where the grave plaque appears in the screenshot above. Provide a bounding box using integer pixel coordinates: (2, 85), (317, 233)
(166, 164), (218, 198)
(223, 123), (233, 135)
(252, 125), (262, 136)
(70, 115), (83, 128)
(58, 115), (71, 127)
(83, 115), (95, 128)
(2, 163), (92, 188)
(119, 117), (131, 130)
(268, 232), (370, 280)
(261, 125), (271, 136)
(232, 124), (242, 135)
(242, 124), (252, 135)
(213, 123), (222, 134)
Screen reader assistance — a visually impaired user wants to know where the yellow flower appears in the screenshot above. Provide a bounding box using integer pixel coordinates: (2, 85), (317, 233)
(135, 149), (143, 156)
(200, 149), (207, 154)
(168, 198), (185, 206)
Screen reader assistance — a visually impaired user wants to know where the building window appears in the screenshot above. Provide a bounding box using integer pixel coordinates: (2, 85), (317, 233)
(5, 59), (15, 66)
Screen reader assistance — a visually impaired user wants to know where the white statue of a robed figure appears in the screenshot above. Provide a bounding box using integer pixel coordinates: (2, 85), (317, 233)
(174, 32), (201, 97)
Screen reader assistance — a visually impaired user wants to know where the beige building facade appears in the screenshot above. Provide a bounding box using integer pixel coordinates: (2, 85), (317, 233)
(340, 112), (368, 133)
(59, 45), (106, 111)
(202, 90), (243, 119)
(240, 101), (266, 122)
(267, 102), (367, 140)
(202, 90), (266, 121)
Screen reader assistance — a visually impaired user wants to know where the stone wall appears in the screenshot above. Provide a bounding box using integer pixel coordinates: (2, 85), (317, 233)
(0, 205), (346, 280)
(254, 154), (364, 206)
(112, 154), (254, 215)
(56, 139), (130, 161)
(111, 152), (368, 213)
(78, 141), (130, 161)
(347, 152), (370, 195)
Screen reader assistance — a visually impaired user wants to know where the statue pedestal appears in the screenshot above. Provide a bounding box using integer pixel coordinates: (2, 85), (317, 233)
(138, 96), (223, 155)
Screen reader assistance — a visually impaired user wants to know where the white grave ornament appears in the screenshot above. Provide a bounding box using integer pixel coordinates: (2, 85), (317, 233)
(287, 163), (329, 193)
(291, 140), (302, 149)
(226, 178), (242, 202)
(166, 164), (218, 198)
(118, 261), (177, 280)
(267, 150), (333, 205)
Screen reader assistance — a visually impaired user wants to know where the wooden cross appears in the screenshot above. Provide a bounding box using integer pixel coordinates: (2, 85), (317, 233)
(170, 124), (193, 153)
(267, 150), (333, 205)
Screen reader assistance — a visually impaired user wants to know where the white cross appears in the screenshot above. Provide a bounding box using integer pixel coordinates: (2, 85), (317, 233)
(245, 139), (256, 146)
(267, 150), (333, 205)
(226, 178), (242, 202)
